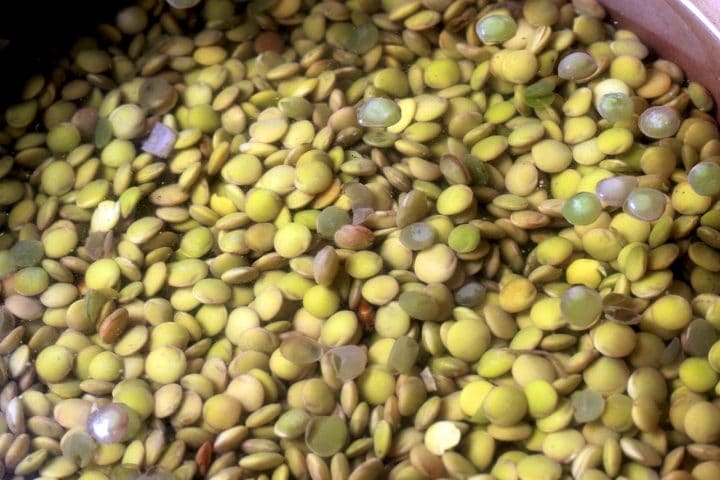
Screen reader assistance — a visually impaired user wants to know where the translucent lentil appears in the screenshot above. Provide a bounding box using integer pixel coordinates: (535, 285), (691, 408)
(400, 222), (436, 250)
(638, 106), (681, 139)
(562, 192), (603, 225)
(326, 345), (367, 381)
(558, 52), (597, 80)
(624, 188), (667, 221)
(688, 161), (720, 196)
(595, 175), (638, 207)
(597, 92), (635, 122)
(475, 15), (517, 44)
(571, 389), (605, 423)
(279, 335), (322, 364)
(561, 286), (602, 329)
(86, 403), (140, 444)
(316, 206), (351, 239)
(356, 98), (401, 128)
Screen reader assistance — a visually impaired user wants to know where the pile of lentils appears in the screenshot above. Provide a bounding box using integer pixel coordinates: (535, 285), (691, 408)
(1, 0), (720, 478)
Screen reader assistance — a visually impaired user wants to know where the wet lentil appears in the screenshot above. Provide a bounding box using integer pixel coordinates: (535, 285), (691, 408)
(0, 1), (716, 479)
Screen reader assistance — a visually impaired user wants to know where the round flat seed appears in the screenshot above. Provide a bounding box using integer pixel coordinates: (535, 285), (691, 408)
(306, 416), (348, 457)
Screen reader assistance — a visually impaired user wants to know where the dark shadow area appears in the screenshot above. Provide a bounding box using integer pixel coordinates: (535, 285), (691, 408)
(0, 0), (128, 109)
